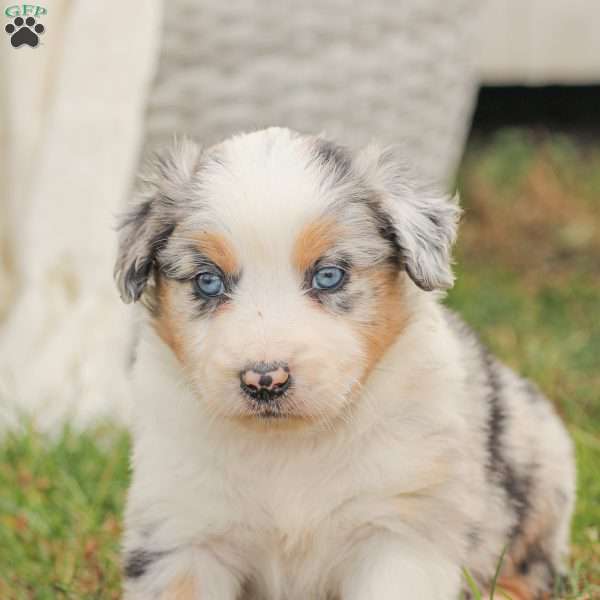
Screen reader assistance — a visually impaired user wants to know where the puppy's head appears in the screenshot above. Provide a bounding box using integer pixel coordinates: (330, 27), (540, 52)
(115, 128), (459, 427)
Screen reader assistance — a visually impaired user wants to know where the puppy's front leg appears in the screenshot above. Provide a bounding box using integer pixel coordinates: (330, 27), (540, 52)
(123, 546), (242, 600)
(339, 533), (461, 600)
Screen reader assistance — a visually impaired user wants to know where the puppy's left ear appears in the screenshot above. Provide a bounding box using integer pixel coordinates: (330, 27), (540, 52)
(358, 145), (461, 291)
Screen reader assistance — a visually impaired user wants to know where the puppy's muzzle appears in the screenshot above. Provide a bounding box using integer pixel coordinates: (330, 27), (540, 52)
(240, 361), (291, 403)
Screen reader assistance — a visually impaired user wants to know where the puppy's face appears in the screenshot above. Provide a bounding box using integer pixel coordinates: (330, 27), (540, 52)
(115, 128), (459, 427)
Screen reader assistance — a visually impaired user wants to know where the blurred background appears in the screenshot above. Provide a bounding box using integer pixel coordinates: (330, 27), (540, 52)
(0, 1), (598, 597)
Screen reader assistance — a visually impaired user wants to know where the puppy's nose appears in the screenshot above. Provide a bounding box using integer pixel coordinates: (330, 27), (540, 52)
(240, 361), (291, 402)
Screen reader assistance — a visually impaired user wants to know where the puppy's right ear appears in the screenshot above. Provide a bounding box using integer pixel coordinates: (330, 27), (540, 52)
(114, 139), (202, 303)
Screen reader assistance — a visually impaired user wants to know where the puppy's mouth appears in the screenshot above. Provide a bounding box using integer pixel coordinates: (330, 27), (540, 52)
(256, 408), (286, 419)
(245, 400), (294, 420)
(238, 391), (314, 424)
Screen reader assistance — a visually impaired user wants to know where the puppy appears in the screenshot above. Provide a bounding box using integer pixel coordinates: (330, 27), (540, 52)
(114, 127), (575, 600)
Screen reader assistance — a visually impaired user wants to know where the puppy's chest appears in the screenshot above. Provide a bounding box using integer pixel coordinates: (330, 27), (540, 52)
(193, 425), (456, 549)
(223, 490), (357, 599)
(174, 449), (354, 588)
(231, 517), (343, 598)
(223, 464), (359, 549)
(205, 452), (415, 596)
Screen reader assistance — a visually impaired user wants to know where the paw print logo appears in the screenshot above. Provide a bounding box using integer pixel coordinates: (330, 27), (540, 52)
(5, 16), (45, 48)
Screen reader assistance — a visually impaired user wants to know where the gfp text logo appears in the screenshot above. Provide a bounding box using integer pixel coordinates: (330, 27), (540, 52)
(4, 4), (46, 48)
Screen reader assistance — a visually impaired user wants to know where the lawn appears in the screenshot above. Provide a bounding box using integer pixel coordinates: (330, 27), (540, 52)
(1, 128), (599, 598)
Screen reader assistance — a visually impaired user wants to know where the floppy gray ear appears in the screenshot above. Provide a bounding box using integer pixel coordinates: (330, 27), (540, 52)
(358, 145), (461, 291)
(114, 139), (202, 303)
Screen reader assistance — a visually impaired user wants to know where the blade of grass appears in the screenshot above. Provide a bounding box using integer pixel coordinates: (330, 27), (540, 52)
(463, 567), (483, 600)
(489, 545), (508, 599)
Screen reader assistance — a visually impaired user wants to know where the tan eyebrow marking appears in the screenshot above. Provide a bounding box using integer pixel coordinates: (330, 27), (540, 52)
(292, 217), (341, 273)
(194, 232), (239, 275)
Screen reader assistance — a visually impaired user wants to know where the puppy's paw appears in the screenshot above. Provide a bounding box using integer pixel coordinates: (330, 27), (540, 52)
(123, 545), (242, 600)
(338, 533), (461, 600)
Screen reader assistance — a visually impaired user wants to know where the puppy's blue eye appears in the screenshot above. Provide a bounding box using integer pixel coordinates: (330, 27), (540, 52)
(195, 272), (225, 297)
(312, 266), (345, 291)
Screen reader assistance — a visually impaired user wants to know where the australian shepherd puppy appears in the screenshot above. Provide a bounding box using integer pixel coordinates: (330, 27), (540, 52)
(114, 127), (575, 600)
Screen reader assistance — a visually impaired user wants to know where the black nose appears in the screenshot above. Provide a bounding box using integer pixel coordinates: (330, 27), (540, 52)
(240, 361), (291, 403)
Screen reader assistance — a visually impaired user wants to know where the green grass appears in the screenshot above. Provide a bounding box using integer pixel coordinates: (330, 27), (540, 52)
(1, 128), (599, 598)
(0, 426), (129, 599)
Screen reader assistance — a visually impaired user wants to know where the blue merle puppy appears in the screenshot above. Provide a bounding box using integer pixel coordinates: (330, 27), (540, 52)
(114, 127), (575, 600)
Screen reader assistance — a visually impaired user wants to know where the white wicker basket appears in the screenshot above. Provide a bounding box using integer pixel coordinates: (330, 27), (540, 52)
(144, 0), (480, 183)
